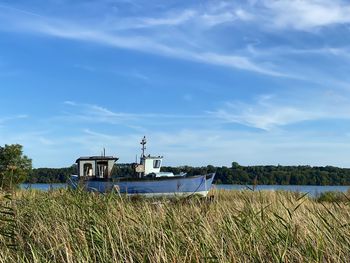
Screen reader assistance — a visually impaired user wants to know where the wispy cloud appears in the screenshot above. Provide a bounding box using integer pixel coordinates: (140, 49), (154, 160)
(261, 0), (350, 30)
(245, 45), (350, 58)
(199, 8), (254, 26)
(61, 101), (209, 127)
(104, 4), (253, 29)
(73, 64), (151, 81)
(2, 103), (350, 167)
(61, 102), (139, 125)
(63, 101), (77, 106)
(0, 114), (28, 124)
(0, 4), (286, 77)
(128, 10), (196, 28)
(3, 118), (350, 167)
(1, 1), (350, 82)
(210, 92), (350, 130)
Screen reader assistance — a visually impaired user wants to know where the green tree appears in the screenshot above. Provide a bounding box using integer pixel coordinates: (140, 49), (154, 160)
(231, 162), (240, 169)
(0, 144), (32, 190)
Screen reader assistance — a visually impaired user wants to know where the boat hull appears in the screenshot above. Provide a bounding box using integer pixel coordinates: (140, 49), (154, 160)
(69, 173), (215, 197)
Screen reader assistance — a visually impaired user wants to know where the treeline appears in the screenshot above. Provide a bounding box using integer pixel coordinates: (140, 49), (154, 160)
(162, 162), (350, 185)
(217, 162), (350, 185)
(26, 162), (350, 185)
(26, 166), (77, 184)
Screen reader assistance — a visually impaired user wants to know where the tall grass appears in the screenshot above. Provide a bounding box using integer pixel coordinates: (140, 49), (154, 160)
(0, 189), (349, 262)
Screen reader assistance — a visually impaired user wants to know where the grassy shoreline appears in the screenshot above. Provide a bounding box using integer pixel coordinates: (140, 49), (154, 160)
(0, 189), (349, 262)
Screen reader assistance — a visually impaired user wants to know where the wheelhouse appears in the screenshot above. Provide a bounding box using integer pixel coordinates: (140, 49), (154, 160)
(76, 156), (118, 179)
(136, 155), (163, 176)
(132, 136), (168, 177)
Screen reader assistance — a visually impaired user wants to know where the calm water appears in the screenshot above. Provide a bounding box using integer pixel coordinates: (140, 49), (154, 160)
(215, 184), (350, 197)
(21, 183), (349, 197)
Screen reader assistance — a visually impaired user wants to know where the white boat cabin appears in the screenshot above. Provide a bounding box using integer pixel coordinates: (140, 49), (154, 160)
(135, 136), (176, 177)
(76, 156), (118, 179)
(135, 155), (163, 175)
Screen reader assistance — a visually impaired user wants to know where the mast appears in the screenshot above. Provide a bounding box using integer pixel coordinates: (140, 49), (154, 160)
(140, 136), (147, 158)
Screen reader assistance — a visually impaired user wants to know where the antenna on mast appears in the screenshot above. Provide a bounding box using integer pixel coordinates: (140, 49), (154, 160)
(140, 136), (147, 158)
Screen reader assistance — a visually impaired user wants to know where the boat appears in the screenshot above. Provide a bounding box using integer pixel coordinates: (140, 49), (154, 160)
(68, 136), (215, 197)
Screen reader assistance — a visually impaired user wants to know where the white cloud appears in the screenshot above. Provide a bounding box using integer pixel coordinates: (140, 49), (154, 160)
(235, 9), (254, 21)
(43, 23), (282, 76)
(136, 10), (196, 27)
(0, 4), (284, 77)
(108, 5), (253, 29)
(192, 52), (285, 76)
(210, 92), (350, 130)
(61, 102), (139, 125)
(262, 0), (350, 30)
(60, 101), (208, 127)
(199, 8), (254, 26)
(63, 100), (77, 106)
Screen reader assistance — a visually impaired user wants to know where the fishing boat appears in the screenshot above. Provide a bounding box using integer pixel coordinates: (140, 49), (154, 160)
(69, 137), (215, 197)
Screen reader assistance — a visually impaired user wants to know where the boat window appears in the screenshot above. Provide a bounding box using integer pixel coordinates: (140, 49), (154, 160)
(153, 160), (161, 168)
(83, 163), (93, 176)
(97, 161), (108, 178)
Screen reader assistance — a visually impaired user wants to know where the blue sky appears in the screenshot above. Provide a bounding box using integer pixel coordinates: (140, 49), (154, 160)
(1, 0), (350, 168)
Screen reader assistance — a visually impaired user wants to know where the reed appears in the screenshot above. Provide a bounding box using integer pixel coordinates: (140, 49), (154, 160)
(0, 189), (349, 262)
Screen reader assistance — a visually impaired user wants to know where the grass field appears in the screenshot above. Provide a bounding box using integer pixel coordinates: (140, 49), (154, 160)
(0, 189), (349, 262)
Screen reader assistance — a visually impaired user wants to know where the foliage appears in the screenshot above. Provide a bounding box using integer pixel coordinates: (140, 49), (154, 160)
(0, 189), (349, 262)
(111, 164), (135, 178)
(163, 163), (350, 185)
(27, 166), (76, 184)
(0, 144), (32, 190)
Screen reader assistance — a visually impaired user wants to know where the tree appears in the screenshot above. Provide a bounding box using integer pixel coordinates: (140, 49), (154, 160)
(232, 162), (240, 169)
(0, 144), (32, 190)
